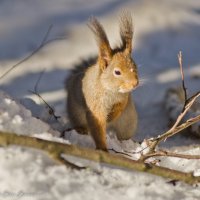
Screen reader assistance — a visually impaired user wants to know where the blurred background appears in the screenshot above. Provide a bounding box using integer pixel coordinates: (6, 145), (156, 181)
(0, 0), (199, 143)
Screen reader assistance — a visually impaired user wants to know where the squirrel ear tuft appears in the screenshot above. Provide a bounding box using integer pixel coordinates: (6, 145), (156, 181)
(119, 11), (133, 55)
(88, 17), (112, 71)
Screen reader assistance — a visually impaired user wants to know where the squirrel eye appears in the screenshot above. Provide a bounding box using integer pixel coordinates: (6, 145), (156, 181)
(114, 69), (121, 76)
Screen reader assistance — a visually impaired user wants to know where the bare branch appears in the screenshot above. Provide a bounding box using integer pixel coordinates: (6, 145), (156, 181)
(178, 51), (187, 103)
(0, 131), (200, 184)
(29, 90), (61, 121)
(157, 92), (200, 141)
(141, 114), (200, 158)
(139, 52), (200, 157)
(29, 70), (61, 121)
(142, 149), (200, 161)
(34, 69), (46, 93)
(108, 148), (133, 157)
(0, 25), (66, 80)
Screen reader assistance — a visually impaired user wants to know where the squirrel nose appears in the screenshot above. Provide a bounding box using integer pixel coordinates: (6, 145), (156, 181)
(131, 78), (139, 88)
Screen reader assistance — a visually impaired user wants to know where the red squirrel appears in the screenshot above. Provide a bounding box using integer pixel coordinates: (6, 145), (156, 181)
(65, 12), (139, 151)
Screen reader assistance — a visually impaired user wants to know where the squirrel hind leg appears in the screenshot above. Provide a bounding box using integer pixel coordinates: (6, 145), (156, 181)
(67, 111), (89, 135)
(74, 126), (88, 135)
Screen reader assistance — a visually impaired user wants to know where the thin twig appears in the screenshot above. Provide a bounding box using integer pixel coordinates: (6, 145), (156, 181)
(139, 52), (200, 157)
(34, 69), (46, 93)
(158, 93), (200, 141)
(0, 25), (66, 80)
(108, 148), (132, 157)
(29, 90), (61, 120)
(142, 149), (200, 161)
(40, 25), (54, 46)
(178, 51), (187, 103)
(140, 113), (200, 160)
(29, 70), (61, 121)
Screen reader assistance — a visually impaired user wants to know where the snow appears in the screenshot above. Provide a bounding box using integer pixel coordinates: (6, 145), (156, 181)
(0, 91), (55, 136)
(159, 147), (200, 172)
(0, 0), (200, 199)
(194, 169), (200, 177)
(0, 145), (200, 200)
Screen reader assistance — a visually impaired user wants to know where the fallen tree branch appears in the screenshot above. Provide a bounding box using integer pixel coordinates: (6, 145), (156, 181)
(0, 131), (200, 184)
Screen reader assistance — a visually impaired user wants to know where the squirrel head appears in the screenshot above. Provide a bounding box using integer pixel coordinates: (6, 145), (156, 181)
(88, 12), (139, 93)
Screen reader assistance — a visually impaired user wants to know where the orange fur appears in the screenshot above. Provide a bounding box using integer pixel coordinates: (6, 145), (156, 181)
(107, 99), (128, 122)
(66, 13), (139, 151)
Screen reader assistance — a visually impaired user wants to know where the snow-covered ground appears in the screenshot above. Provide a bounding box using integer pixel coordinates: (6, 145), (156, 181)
(0, 0), (200, 199)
